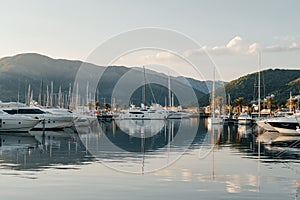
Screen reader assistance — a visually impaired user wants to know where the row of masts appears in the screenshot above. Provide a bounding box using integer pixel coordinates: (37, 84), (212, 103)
(24, 81), (96, 111)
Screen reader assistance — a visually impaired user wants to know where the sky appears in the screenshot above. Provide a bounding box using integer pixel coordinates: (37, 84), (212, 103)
(0, 0), (300, 81)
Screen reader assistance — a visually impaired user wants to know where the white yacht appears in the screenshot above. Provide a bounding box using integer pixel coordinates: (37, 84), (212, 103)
(238, 113), (252, 125)
(256, 120), (277, 132)
(166, 110), (191, 119)
(115, 104), (169, 120)
(0, 110), (40, 132)
(115, 109), (169, 120)
(256, 114), (299, 135)
(2, 107), (74, 129)
(207, 117), (223, 125)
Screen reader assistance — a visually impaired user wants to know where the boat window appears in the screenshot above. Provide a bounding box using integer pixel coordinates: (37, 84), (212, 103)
(3, 109), (17, 114)
(4, 108), (46, 114)
(129, 111), (144, 114)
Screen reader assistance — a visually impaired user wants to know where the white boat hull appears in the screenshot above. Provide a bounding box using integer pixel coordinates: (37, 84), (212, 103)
(238, 119), (252, 125)
(256, 115), (300, 135)
(256, 120), (277, 132)
(115, 110), (168, 120)
(0, 117), (40, 132)
(207, 117), (223, 125)
(33, 115), (74, 129)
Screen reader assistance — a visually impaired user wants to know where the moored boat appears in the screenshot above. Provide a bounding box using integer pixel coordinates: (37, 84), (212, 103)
(238, 113), (252, 125)
(2, 107), (74, 130)
(256, 114), (300, 135)
(0, 110), (40, 132)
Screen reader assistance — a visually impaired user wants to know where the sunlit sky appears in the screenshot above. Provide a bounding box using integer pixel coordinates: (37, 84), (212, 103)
(1, 0), (300, 81)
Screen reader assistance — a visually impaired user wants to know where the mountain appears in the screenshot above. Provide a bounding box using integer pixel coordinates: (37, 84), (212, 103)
(0, 53), (221, 107)
(225, 68), (300, 105)
(3, 53), (296, 108)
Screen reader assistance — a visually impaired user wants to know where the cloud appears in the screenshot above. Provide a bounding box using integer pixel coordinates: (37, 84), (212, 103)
(183, 36), (260, 56)
(183, 36), (300, 56)
(115, 36), (300, 68)
(264, 42), (300, 52)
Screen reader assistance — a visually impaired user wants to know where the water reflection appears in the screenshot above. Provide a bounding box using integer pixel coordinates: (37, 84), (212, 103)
(0, 117), (299, 198)
(0, 129), (93, 171)
(80, 118), (202, 173)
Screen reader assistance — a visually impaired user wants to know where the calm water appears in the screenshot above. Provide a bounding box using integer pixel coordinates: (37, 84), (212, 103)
(0, 118), (300, 200)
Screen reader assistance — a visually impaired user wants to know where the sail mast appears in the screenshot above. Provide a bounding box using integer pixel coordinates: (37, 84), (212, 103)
(168, 74), (171, 108)
(143, 66), (146, 105)
(211, 66), (215, 119)
(258, 52), (261, 118)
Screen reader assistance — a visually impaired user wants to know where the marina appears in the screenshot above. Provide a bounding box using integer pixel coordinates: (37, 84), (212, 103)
(0, 1), (299, 199)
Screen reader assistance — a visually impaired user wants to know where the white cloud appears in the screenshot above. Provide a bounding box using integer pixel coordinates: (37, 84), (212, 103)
(182, 36), (260, 56)
(115, 36), (300, 68)
(290, 42), (300, 50)
(264, 42), (300, 52)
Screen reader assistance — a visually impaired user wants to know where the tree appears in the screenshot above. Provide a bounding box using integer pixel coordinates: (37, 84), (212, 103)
(286, 98), (297, 112)
(103, 103), (111, 110)
(232, 97), (248, 113)
(94, 101), (100, 110)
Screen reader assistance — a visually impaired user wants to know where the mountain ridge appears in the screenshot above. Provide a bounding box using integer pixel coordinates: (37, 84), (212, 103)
(0, 53), (298, 107)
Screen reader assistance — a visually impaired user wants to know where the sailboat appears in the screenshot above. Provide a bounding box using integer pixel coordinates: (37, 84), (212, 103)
(208, 67), (223, 125)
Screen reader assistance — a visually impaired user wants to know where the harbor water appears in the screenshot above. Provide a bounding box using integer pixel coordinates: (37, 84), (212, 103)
(0, 117), (299, 200)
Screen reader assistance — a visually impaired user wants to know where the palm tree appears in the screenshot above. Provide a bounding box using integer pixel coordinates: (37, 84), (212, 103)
(232, 97), (248, 113)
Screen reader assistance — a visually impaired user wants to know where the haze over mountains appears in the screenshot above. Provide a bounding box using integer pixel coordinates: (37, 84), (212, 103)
(0, 53), (299, 107)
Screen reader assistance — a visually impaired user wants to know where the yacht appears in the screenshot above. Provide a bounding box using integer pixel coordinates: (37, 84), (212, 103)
(166, 110), (191, 119)
(0, 110), (40, 132)
(238, 113), (252, 125)
(115, 109), (169, 120)
(255, 120), (277, 132)
(207, 117), (223, 125)
(2, 107), (74, 129)
(256, 114), (299, 135)
(115, 103), (169, 120)
(207, 66), (223, 125)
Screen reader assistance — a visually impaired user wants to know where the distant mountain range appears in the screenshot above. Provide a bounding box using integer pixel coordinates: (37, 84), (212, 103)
(0, 53), (298, 107)
(0, 53), (226, 107)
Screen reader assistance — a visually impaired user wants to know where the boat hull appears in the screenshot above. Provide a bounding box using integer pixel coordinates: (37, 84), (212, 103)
(207, 117), (223, 125)
(0, 117), (40, 132)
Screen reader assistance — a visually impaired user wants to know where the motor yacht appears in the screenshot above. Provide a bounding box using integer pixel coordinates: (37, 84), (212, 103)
(0, 110), (40, 132)
(2, 107), (73, 130)
(256, 114), (299, 135)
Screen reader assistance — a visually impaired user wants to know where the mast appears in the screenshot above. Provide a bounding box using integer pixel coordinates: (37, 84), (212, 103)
(86, 81), (89, 108)
(58, 86), (62, 107)
(290, 91), (292, 113)
(258, 52), (261, 118)
(211, 66), (215, 119)
(68, 83), (72, 108)
(50, 81), (54, 106)
(46, 84), (49, 106)
(27, 83), (31, 106)
(143, 66), (146, 105)
(40, 80), (43, 106)
(168, 74), (171, 108)
(76, 82), (79, 111)
(17, 79), (20, 103)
